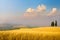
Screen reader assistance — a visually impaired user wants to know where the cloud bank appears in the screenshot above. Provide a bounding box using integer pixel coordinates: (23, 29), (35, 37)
(24, 4), (57, 17)
(0, 4), (60, 26)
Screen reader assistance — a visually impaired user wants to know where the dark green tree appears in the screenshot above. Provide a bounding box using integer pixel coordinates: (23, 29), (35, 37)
(51, 21), (54, 26)
(55, 20), (57, 26)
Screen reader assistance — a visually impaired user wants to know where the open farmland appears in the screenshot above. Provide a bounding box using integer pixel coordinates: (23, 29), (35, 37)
(0, 27), (60, 40)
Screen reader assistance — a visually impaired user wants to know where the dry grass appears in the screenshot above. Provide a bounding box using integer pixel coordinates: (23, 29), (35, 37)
(0, 27), (60, 40)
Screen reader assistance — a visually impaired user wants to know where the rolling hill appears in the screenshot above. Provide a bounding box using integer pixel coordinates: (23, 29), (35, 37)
(0, 27), (60, 40)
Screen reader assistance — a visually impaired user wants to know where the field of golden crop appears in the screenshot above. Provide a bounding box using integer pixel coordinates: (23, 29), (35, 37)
(0, 27), (60, 40)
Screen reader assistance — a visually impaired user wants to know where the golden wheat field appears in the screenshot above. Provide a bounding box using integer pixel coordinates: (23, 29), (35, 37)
(0, 27), (60, 40)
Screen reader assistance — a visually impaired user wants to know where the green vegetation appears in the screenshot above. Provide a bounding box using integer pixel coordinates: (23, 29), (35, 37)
(51, 20), (57, 27)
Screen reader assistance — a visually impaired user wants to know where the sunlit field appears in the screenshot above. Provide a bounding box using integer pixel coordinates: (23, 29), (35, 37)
(0, 27), (60, 40)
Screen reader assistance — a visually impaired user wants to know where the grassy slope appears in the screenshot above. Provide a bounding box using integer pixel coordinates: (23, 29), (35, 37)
(0, 27), (60, 40)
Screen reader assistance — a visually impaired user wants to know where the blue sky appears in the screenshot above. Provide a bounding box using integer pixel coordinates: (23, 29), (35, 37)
(0, 0), (60, 26)
(0, 0), (60, 13)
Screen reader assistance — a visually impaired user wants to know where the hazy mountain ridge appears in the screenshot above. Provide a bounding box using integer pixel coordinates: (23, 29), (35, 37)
(0, 24), (27, 30)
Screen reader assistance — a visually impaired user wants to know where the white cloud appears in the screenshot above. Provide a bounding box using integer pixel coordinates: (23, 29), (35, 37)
(47, 8), (57, 16)
(23, 5), (58, 17)
(24, 4), (46, 17)
(37, 4), (46, 12)
(26, 8), (35, 13)
(51, 8), (57, 13)
(24, 8), (37, 17)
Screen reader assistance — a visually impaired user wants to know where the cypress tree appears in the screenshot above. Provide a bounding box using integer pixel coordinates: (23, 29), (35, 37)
(51, 21), (54, 26)
(55, 20), (57, 26)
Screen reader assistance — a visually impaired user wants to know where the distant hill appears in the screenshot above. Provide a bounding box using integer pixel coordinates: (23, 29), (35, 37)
(0, 24), (27, 30)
